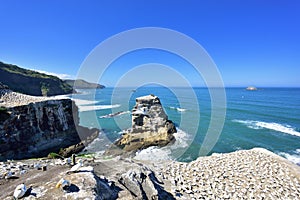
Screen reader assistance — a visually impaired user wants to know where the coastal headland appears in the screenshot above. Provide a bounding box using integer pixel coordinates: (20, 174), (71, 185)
(0, 83), (300, 199)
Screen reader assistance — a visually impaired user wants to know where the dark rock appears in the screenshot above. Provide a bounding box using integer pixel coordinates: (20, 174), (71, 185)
(0, 82), (9, 90)
(59, 128), (99, 157)
(0, 97), (99, 161)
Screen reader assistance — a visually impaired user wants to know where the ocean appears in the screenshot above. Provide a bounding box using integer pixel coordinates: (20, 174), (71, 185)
(71, 87), (300, 165)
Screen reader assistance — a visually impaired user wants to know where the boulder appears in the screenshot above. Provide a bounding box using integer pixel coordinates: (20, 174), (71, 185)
(119, 164), (175, 200)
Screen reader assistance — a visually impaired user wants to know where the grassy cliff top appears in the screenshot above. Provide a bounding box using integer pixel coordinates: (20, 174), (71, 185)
(0, 61), (73, 96)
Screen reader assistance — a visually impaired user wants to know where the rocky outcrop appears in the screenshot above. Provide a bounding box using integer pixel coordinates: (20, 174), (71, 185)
(107, 95), (176, 155)
(119, 164), (175, 200)
(0, 89), (99, 161)
(0, 159), (119, 200)
(0, 156), (175, 199)
(246, 86), (258, 91)
(0, 82), (9, 90)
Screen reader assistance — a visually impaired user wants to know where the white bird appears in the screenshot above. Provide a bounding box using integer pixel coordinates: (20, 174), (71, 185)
(19, 170), (27, 175)
(13, 183), (27, 199)
(4, 171), (13, 179)
(65, 157), (71, 165)
(33, 162), (41, 170)
(55, 178), (70, 189)
(67, 159), (83, 174)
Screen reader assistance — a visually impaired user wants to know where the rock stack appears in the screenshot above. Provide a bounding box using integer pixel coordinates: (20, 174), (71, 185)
(108, 95), (176, 155)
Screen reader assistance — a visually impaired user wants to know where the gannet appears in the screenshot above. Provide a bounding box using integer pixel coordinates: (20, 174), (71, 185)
(4, 171), (13, 179)
(65, 157), (71, 165)
(66, 159), (83, 174)
(55, 178), (70, 190)
(33, 162), (41, 170)
(13, 183), (27, 199)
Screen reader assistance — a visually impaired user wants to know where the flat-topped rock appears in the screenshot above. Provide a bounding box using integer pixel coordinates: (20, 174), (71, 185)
(0, 88), (99, 161)
(106, 95), (176, 155)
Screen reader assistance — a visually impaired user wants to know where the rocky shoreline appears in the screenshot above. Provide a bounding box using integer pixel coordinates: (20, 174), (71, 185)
(0, 148), (300, 199)
(1, 85), (300, 199)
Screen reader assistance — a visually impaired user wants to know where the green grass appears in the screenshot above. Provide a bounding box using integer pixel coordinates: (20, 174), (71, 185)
(0, 62), (58, 79)
(48, 152), (64, 159)
(77, 153), (96, 158)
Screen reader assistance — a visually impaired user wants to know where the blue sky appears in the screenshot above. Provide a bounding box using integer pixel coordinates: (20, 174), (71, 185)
(0, 0), (299, 87)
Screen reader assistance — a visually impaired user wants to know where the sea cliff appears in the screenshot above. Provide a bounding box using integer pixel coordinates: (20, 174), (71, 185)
(0, 83), (98, 161)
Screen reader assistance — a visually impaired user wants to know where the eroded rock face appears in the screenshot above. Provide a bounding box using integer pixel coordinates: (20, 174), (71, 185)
(112, 95), (176, 153)
(119, 165), (175, 200)
(0, 90), (98, 161)
(0, 82), (9, 90)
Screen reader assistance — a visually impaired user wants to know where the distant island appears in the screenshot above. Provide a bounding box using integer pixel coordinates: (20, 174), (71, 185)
(246, 86), (258, 91)
(64, 79), (105, 89)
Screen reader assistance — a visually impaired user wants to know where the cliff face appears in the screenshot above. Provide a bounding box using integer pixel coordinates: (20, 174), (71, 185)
(109, 95), (176, 154)
(0, 89), (97, 161)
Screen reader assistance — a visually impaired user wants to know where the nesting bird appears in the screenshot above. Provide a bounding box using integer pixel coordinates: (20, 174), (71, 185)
(4, 171), (13, 179)
(13, 183), (27, 199)
(55, 178), (71, 190)
(33, 162), (41, 170)
(65, 157), (71, 165)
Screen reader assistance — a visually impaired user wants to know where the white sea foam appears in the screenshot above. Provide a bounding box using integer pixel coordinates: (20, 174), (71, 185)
(169, 106), (186, 112)
(233, 119), (300, 137)
(72, 98), (100, 106)
(279, 151), (300, 165)
(134, 128), (189, 161)
(176, 108), (186, 112)
(99, 111), (130, 118)
(79, 104), (121, 112)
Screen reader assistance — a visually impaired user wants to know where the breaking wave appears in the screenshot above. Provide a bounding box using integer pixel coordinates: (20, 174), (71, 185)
(79, 104), (121, 112)
(72, 98), (100, 106)
(99, 111), (130, 118)
(279, 150), (300, 166)
(233, 119), (300, 137)
(134, 128), (189, 161)
(169, 106), (187, 112)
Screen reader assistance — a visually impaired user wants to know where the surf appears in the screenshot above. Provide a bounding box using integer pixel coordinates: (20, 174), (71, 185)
(78, 104), (121, 112)
(233, 119), (300, 137)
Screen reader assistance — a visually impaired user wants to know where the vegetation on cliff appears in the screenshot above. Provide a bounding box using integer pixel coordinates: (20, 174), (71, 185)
(0, 61), (73, 96)
(64, 79), (105, 89)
